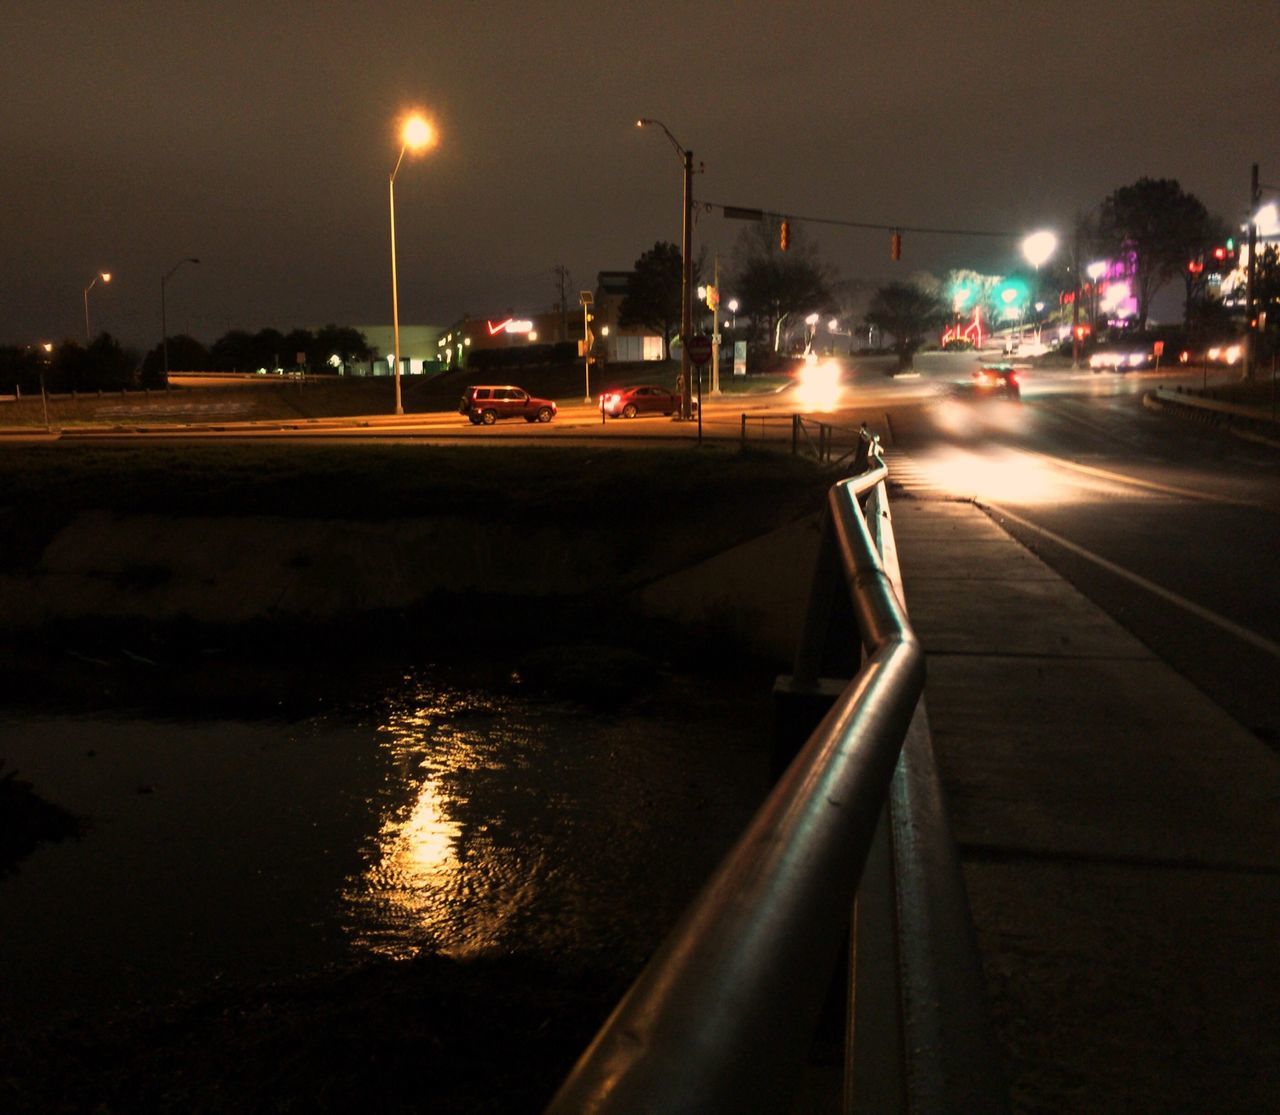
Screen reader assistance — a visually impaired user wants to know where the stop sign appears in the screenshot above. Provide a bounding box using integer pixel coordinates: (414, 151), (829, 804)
(685, 334), (713, 365)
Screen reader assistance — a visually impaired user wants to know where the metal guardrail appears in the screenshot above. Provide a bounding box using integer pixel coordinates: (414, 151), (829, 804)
(740, 413), (872, 466)
(547, 448), (1004, 1114)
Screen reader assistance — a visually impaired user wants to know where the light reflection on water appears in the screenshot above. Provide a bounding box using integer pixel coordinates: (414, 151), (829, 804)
(0, 668), (770, 1022)
(343, 685), (540, 959)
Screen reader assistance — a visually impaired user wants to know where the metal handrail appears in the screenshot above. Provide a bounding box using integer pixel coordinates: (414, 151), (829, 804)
(546, 454), (925, 1115)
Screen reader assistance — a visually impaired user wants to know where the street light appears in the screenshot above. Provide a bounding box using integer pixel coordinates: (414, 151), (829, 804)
(637, 117), (695, 420)
(161, 258), (200, 379)
(1021, 231), (1057, 270)
(389, 111), (437, 416)
(83, 271), (112, 343)
(1021, 231), (1057, 342)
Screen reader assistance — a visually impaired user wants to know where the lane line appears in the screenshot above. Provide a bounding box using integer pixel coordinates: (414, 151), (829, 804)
(981, 500), (1280, 660)
(1024, 450), (1263, 507)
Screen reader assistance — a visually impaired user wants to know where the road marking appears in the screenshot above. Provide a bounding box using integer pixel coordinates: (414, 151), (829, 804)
(982, 501), (1280, 660)
(1026, 451), (1262, 507)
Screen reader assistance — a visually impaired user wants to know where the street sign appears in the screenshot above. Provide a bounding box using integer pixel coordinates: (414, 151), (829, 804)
(685, 334), (713, 365)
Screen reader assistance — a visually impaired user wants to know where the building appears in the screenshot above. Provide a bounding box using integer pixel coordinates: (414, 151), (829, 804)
(349, 324), (448, 376)
(438, 272), (667, 369)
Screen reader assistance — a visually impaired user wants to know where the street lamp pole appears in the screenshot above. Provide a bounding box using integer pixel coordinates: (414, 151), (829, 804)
(389, 113), (436, 416)
(83, 271), (112, 343)
(638, 118), (695, 420)
(161, 258), (200, 379)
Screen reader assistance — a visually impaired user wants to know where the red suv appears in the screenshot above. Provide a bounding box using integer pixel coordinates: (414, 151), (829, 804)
(459, 385), (557, 425)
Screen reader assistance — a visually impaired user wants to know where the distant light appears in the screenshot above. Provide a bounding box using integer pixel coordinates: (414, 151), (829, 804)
(42, 342), (53, 353)
(1255, 203), (1280, 236)
(601, 325), (610, 336)
(828, 318), (839, 331)
(1086, 261), (1107, 281)
(1021, 230), (1057, 269)
(795, 360), (842, 411)
(402, 114), (436, 151)
(528, 331), (538, 341)
(1001, 288), (1018, 304)
(101, 272), (112, 283)
(804, 312), (819, 325)
(727, 299), (739, 313)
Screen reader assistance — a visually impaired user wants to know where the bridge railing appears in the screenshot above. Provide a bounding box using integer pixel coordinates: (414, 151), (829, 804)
(740, 412), (872, 466)
(547, 447), (1006, 1114)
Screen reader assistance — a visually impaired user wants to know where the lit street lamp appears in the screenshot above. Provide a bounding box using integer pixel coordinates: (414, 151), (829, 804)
(161, 258), (200, 379)
(1021, 231), (1057, 342)
(389, 112), (436, 416)
(727, 298), (739, 329)
(1021, 230), (1057, 270)
(637, 117), (695, 420)
(83, 271), (112, 343)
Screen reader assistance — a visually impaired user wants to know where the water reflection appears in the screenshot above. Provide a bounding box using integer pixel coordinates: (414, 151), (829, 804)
(0, 670), (769, 1022)
(343, 683), (545, 959)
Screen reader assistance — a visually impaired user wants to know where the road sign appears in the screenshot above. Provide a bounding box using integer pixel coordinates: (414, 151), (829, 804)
(685, 334), (713, 365)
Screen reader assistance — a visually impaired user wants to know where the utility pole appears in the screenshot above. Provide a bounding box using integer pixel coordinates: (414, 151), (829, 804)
(1245, 163), (1260, 380)
(680, 146), (694, 420)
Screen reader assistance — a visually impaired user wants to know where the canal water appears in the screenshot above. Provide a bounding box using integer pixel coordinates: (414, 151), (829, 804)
(0, 665), (773, 1026)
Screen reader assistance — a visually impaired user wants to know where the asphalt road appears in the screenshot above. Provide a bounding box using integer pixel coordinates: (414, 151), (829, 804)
(877, 356), (1280, 749)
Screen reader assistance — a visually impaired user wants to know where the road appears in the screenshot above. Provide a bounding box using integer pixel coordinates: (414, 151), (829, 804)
(875, 354), (1280, 749)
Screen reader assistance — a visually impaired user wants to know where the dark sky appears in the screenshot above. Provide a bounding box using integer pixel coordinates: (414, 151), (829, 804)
(5, 1), (1278, 349)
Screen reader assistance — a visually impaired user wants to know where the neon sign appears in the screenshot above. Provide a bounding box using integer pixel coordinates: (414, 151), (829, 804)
(941, 307), (984, 348)
(485, 318), (534, 335)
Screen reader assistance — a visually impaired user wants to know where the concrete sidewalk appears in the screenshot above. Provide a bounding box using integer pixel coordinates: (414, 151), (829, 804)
(891, 498), (1280, 1114)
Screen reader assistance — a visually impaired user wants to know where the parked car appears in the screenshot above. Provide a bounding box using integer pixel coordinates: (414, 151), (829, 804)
(459, 385), (557, 425)
(598, 383), (681, 418)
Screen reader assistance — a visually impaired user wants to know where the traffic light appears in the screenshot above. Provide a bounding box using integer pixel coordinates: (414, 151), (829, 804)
(890, 231), (902, 261)
(779, 220), (790, 251)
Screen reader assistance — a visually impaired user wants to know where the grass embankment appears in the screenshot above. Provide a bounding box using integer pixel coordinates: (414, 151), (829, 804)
(0, 440), (832, 565)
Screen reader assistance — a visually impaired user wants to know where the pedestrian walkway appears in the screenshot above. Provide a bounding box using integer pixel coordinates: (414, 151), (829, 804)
(891, 497), (1280, 1113)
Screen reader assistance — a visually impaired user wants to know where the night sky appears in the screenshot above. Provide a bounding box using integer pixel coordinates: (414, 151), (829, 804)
(5, 1), (1278, 350)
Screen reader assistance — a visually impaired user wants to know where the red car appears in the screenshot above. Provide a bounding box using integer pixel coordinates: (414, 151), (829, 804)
(599, 383), (681, 418)
(459, 385), (557, 425)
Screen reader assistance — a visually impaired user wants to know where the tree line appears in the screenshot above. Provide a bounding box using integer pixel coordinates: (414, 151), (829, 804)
(0, 324), (378, 396)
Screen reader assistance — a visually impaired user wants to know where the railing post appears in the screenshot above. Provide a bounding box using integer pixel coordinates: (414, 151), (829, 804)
(741, 412), (747, 448)
(792, 412), (800, 456)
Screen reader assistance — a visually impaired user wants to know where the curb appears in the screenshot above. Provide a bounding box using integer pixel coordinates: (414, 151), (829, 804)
(1143, 390), (1280, 451)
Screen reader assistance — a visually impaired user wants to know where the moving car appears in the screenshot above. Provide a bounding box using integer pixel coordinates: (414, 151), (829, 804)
(1088, 345), (1154, 372)
(956, 364), (1020, 400)
(598, 384), (681, 418)
(459, 385), (557, 425)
